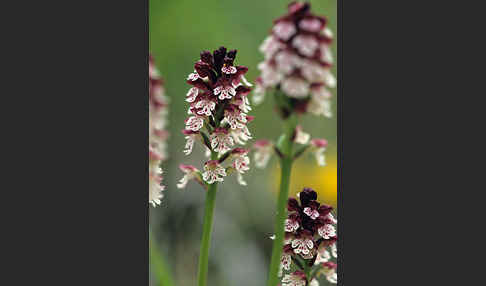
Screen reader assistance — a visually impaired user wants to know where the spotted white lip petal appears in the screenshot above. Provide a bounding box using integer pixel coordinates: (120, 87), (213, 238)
(185, 116), (204, 131)
(186, 87), (199, 102)
(187, 71), (199, 81)
(222, 66), (237, 74)
(183, 136), (195, 155)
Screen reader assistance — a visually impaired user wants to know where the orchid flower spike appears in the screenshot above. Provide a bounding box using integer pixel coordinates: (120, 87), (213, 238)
(178, 46), (255, 188)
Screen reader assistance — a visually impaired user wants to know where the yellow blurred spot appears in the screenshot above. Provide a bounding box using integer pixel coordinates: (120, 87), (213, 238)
(272, 156), (337, 208)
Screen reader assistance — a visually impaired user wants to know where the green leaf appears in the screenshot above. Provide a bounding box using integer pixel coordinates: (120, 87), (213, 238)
(200, 131), (212, 150)
(293, 144), (311, 160)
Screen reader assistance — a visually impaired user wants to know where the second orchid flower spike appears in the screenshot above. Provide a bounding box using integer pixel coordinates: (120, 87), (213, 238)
(254, 1), (335, 118)
(250, 2), (337, 286)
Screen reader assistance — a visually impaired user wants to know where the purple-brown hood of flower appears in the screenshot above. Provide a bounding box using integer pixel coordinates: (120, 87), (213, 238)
(311, 138), (328, 148)
(235, 85), (251, 97)
(182, 129), (199, 135)
(253, 139), (271, 148)
(300, 188), (317, 206)
(319, 236), (337, 247)
(187, 78), (212, 92)
(231, 147), (249, 155)
(179, 164), (199, 173)
(288, 197), (301, 212)
(283, 244), (294, 254)
(322, 261), (337, 270)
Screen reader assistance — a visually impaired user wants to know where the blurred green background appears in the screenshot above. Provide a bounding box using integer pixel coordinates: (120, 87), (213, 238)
(149, 0), (337, 285)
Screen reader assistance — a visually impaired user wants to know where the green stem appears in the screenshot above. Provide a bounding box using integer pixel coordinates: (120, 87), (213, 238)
(149, 233), (175, 286)
(266, 115), (297, 286)
(197, 152), (219, 286)
(302, 260), (311, 281)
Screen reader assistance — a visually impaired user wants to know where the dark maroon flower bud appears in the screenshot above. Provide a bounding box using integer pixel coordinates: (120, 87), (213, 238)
(235, 85), (251, 96)
(227, 49), (237, 59)
(318, 204), (333, 216)
(186, 78), (211, 91)
(195, 61), (211, 78)
(223, 58), (233, 68)
(287, 197), (300, 212)
(288, 1), (310, 16)
(224, 50), (237, 66)
(218, 46), (227, 55)
(299, 188), (317, 206)
(301, 216), (315, 232)
(213, 46), (227, 72)
(288, 212), (301, 224)
(200, 50), (213, 65)
(283, 244), (293, 254)
(307, 200), (320, 210)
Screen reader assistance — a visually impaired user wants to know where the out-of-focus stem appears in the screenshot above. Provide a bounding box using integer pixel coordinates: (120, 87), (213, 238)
(197, 151), (219, 286)
(149, 232), (175, 286)
(266, 114), (297, 286)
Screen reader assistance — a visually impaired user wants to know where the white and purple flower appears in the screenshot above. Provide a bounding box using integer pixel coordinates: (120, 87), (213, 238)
(187, 70), (200, 81)
(210, 128), (234, 154)
(252, 140), (273, 168)
(310, 138), (328, 166)
(281, 271), (306, 286)
(176, 164), (201, 189)
(182, 129), (199, 156)
(214, 83), (236, 100)
(202, 160), (227, 184)
(185, 115), (205, 132)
